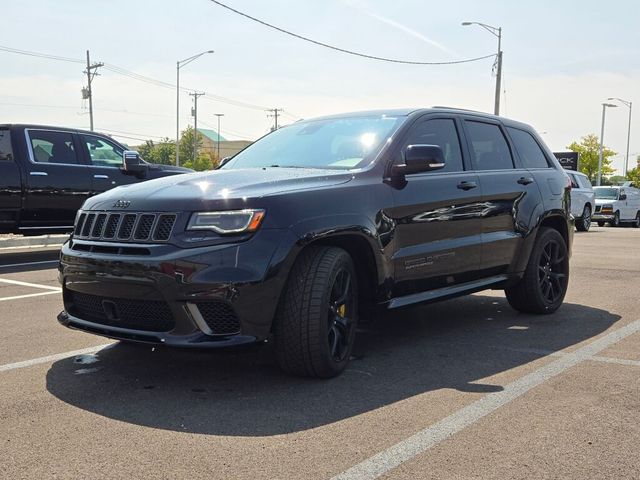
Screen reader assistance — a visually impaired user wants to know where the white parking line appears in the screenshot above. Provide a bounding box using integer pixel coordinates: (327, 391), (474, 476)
(331, 320), (640, 480)
(0, 278), (61, 291)
(0, 260), (58, 269)
(0, 290), (61, 302)
(0, 344), (114, 373)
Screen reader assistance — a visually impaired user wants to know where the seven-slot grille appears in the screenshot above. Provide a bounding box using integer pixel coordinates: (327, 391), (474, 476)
(74, 212), (177, 242)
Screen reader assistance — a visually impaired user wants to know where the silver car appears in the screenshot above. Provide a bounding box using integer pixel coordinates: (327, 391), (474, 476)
(567, 171), (595, 231)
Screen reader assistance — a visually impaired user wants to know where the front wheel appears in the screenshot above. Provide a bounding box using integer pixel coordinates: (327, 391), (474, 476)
(632, 212), (640, 228)
(274, 246), (358, 378)
(611, 211), (621, 227)
(575, 205), (591, 232)
(597, 221), (605, 227)
(505, 227), (569, 314)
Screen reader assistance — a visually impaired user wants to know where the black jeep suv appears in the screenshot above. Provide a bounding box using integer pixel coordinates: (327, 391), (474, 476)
(58, 108), (573, 378)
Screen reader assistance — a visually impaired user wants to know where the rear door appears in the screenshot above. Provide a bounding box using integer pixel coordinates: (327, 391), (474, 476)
(22, 129), (92, 228)
(461, 119), (543, 275)
(0, 127), (22, 230)
(78, 133), (139, 195)
(388, 116), (484, 296)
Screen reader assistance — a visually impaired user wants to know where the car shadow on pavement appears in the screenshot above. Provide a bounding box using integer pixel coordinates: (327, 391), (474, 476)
(46, 294), (620, 436)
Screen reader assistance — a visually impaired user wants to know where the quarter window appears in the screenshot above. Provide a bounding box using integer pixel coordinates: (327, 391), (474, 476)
(568, 173), (579, 189)
(507, 127), (550, 169)
(81, 135), (124, 167)
(465, 121), (514, 170)
(402, 119), (463, 172)
(29, 130), (78, 164)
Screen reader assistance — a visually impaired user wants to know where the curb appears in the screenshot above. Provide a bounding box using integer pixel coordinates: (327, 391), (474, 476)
(0, 234), (69, 250)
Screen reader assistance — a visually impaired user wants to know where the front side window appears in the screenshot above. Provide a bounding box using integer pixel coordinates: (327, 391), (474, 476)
(465, 121), (514, 170)
(0, 129), (12, 161)
(223, 115), (404, 170)
(82, 135), (124, 167)
(507, 127), (550, 169)
(29, 130), (78, 164)
(402, 118), (463, 172)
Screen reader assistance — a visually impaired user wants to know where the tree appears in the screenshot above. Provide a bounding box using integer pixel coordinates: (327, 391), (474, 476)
(608, 175), (627, 186)
(627, 156), (640, 186)
(567, 134), (616, 182)
(135, 138), (175, 166)
(178, 126), (203, 166)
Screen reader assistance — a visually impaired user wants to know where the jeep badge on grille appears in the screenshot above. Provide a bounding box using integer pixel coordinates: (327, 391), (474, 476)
(113, 200), (131, 209)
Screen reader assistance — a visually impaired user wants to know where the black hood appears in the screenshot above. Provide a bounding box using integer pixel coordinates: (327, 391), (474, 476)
(82, 167), (353, 212)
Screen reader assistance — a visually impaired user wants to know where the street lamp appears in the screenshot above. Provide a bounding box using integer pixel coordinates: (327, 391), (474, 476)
(214, 113), (224, 163)
(176, 50), (214, 166)
(462, 21), (502, 115)
(598, 103), (618, 186)
(608, 97), (633, 177)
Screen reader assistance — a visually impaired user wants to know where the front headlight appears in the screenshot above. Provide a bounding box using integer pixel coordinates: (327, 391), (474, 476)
(186, 209), (266, 234)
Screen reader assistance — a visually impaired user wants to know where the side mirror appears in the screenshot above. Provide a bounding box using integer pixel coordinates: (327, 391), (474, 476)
(217, 156), (232, 169)
(392, 145), (446, 177)
(619, 193), (627, 201)
(122, 150), (148, 177)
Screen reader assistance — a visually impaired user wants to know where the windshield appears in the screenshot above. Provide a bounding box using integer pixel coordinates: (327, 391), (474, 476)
(594, 188), (619, 200)
(223, 115), (404, 170)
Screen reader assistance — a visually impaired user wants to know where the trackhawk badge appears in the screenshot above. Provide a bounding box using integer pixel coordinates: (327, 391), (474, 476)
(113, 200), (131, 209)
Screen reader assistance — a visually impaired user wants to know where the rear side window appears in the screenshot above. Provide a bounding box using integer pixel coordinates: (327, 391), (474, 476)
(28, 130), (79, 165)
(465, 121), (514, 170)
(507, 127), (550, 169)
(0, 129), (12, 161)
(402, 118), (463, 172)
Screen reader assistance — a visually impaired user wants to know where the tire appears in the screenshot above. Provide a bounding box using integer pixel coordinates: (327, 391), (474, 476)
(575, 205), (591, 232)
(505, 227), (569, 314)
(611, 211), (621, 227)
(632, 212), (640, 228)
(274, 246), (358, 378)
(597, 221), (605, 227)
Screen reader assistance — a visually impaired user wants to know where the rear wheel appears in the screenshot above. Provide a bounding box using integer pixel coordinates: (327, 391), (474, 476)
(274, 246), (358, 378)
(575, 205), (591, 232)
(505, 227), (569, 314)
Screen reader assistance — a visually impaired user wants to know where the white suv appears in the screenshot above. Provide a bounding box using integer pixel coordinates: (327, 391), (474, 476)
(567, 171), (595, 231)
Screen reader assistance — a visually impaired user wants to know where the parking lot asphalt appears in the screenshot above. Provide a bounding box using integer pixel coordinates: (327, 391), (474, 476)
(0, 227), (639, 480)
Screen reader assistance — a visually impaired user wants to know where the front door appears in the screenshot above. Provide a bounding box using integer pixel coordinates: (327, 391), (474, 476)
(22, 129), (92, 228)
(387, 116), (484, 297)
(78, 133), (139, 195)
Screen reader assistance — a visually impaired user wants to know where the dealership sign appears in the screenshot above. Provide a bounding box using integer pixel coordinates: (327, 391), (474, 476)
(554, 152), (579, 171)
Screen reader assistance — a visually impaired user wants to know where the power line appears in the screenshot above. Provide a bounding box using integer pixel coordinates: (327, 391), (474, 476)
(208, 0), (496, 65)
(0, 45), (83, 64)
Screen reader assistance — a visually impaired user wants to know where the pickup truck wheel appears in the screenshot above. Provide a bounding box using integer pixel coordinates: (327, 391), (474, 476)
(505, 227), (569, 314)
(575, 205), (591, 232)
(611, 211), (621, 227)
(274, 246), (358, 378)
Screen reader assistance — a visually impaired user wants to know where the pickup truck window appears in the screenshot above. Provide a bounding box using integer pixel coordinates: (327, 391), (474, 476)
(0, 129), (12, 161)
(28, 130), (79, 164)
(81, 134), (124, 168)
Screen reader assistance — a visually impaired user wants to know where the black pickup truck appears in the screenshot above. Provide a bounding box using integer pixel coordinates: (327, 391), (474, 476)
(0, 124), (190, 235)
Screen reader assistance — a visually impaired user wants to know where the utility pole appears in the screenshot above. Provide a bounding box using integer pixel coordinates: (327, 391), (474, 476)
(267, 108), (283, 131)
(83, 50), (104, 131)
(189, 92), (205, 162)
(214, 113), (224, 162)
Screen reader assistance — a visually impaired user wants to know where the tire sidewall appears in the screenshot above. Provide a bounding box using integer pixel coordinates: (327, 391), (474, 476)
(528, 229), (569, 313)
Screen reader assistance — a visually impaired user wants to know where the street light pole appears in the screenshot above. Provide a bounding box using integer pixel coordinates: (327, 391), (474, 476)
(462, 22), (503, 115)
(176, 50), (214, 166)
(598, 103), (618, 186)
(608, 97), (633, 176)
(214, 113), (224, 162)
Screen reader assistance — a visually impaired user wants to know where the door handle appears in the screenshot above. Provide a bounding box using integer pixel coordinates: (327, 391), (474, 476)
(30, 171), (48, 176)
(93, 174), (109, 179)
(517, 177), (534, 185)
(457, 181), (478, 191)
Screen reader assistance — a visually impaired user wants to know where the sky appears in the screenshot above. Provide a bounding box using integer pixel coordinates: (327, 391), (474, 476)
(2, 0), (639, 173)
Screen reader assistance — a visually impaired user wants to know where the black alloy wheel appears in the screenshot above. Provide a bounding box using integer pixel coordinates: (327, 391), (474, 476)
(505, 227), (569, 314)
(327, 269), (355, 362)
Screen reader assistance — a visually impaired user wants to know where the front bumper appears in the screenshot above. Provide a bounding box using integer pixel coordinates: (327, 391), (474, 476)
(592, 213), (613, 221)
(58, 229), (291, 348)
